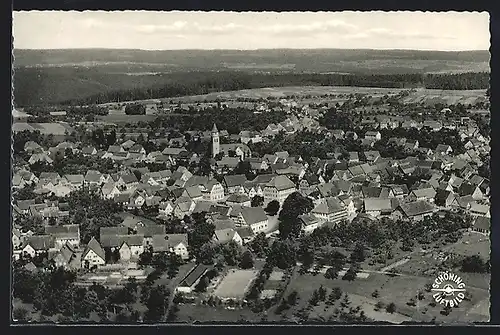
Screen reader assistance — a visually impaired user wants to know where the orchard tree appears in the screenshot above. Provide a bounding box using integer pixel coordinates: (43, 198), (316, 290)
(266, 239), (297, 270)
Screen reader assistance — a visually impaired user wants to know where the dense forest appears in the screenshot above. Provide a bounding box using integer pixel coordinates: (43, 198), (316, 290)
(14, 67), (490, 107)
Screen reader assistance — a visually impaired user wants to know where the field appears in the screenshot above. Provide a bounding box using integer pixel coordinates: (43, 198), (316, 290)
(170, 86), (487, 107)
(213, 269), (259, 300)
(400, 88), (488, 106)
(97, 114), (157, 124)
(176, 304), (259, 323)
(12, 122), (74, 135)
(442, 231), (490, 259)
(175, 86), (403, 102)
(285, 270), (489, 323)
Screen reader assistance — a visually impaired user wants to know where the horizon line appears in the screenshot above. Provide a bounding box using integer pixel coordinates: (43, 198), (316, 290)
(14, 47), (490, 52)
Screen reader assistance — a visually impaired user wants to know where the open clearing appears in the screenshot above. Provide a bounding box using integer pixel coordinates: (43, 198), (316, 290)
(213, 269), (259, 299)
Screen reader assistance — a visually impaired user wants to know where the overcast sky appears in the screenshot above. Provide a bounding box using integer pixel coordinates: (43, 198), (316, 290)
(13, 11), (490, 51)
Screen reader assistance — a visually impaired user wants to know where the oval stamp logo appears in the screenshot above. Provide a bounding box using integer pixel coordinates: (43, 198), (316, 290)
(431, 272), (466, 307)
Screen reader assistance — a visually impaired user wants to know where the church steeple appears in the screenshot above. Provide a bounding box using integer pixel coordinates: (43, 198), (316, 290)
(211, 123), (220, 158)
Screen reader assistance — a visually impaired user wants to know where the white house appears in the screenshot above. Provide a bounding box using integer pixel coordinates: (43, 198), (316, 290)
(152, 234), (190, 260)
(263, 175), (296, 204)
(202, 180), (225, 201)
(239, 207), (269, 233)
(82, 237), (106, 268)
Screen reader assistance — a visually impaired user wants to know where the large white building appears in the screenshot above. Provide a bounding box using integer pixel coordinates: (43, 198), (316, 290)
(263, 175), (296, 204)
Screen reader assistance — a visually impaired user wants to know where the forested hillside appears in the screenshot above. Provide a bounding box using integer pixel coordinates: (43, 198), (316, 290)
(13, 67), (490, 107)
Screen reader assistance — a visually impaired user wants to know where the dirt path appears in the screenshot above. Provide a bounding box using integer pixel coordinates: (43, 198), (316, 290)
(380, 258), (410, 273)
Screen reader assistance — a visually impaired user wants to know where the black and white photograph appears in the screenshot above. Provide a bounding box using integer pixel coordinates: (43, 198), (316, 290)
(11, 10), (490, 324)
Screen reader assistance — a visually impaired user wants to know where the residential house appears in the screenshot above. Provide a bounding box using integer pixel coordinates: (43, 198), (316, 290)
(408, 188), (437, 203)
(345, 131), (359, 140)
(245, 157), (269, 171)
(29, 152), (54, 165)
(469, 203), (490, 218)
(311, 197), (348, 223)
(263, 154), (279, 165)
(363, 198), (398, 218)
(159, 201), (174, 217)
(152, 234), (190, 260)
(450, 195), (474, 211)
(213, 228), (243, 246)
(12, 170), (38, 189)
(82, 237), (106, 268)
(239, 131), (263, 144)
(349, 152), (360, 163)
(201, 179), (225, 202)
(103, 145), (126, 159)
(239, 207), (269, 233)
(173, 197), (195, 219)
(434, 189), (456, 208)
(100, 235), (145, 261)
(244, 182), (264, 199)
(226, 194), (251, 207)
(63, 174), (85, 191)
(182, 186), (203, 202)
(129, 144), (146, 155)
(364, 151), (381, 164)
(299, 213), (323, 234)
(45, 224), (80, 249)
(162, 147), (188, 164)
(331, 129), (345, 140)
(12, 228), (22, 249)
(81, 146), (97, 156)
(404, 140), (419, 151)
(397, 201), (437, 221)
(137, 225), (166, 247)
(235, 226), (255, 244)
(364, 131), (382, 141)
(472, 216), (490, 235)
(24, 141), (43, 154)
(21, 235), (56, 258)
(216, 157), (241, 170)
(423, 120), (442, 131)
(388, 184), (410, 199)
(223, 174), (248, 194)
(121, 140), (136, 150)
(101, 181), (121, 200)
(117, 173), (139, 191)
(361, 186), (392, 199)
(299, 174), (324, 195)
(435, 144), (453, 155)
(99, 227), (128, 244)
(50, 242), (81, 270)
(458, 182), (484, 200)
(85, 170), (108, 186)
(219, 143), (251, 160)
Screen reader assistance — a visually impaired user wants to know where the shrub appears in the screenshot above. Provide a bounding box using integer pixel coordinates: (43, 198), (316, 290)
(386, 302), (396, 314)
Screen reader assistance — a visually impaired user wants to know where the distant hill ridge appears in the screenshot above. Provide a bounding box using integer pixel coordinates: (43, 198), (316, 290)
(14, 48), (490, 68)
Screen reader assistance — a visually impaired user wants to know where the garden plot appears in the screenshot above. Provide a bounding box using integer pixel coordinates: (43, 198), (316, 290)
(213, 269), (259, 300)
